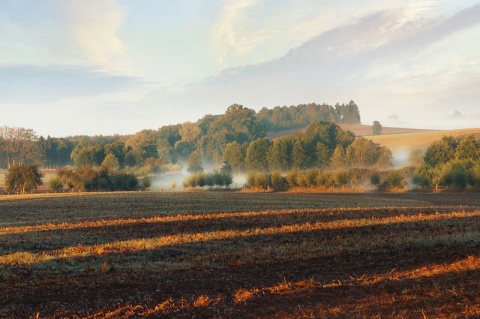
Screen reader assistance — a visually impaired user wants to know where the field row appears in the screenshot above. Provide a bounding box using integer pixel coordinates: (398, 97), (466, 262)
(1, 192), (480, 318)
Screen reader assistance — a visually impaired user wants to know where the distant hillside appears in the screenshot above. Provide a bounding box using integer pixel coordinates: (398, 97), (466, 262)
(267, 123), (429, 140)
(367, 128), (480, 153)
(339, 124), (431, 137)
(364, 127), (480, 167)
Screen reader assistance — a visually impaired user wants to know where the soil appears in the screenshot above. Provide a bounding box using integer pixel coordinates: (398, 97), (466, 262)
(1, 192), (479, 318)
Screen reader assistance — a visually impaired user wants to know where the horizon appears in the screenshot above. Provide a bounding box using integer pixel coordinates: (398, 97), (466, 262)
(1, 1), (480, 137)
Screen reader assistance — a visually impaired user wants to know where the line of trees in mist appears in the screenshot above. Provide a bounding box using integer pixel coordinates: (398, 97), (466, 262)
(0, 101), (361, 171)
(220, 121), (392, 173)
(232, 135), (480, 192)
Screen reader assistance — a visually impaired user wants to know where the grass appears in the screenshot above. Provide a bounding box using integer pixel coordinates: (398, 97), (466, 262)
(1, 191), (480, 318)
(266, 123), (431, 140)
(368, 127), (480, 152)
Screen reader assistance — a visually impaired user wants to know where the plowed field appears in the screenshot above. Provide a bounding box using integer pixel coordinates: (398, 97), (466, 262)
(1, 192), (479, 318)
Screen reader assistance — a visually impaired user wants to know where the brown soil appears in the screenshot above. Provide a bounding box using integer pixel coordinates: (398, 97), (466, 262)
(1, 192), (479, 318)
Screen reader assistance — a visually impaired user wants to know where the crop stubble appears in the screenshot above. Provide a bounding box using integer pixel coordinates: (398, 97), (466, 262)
(1, 192), (479, 318)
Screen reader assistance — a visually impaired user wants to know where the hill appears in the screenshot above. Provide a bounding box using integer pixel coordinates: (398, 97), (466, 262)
(266, 123), (430, 140)
(367, 127), (480, 153)
(367, 127), (480, 166)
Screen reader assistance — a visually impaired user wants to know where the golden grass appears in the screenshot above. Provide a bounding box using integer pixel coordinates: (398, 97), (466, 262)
(368, 127), (480, 152)
(266, 124), (429, 140)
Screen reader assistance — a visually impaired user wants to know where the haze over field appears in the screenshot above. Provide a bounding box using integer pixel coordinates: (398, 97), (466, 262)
(1, 0), (479, 137)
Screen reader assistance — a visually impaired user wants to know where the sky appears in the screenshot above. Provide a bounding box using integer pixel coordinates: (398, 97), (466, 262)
(1, 0), (479, 137)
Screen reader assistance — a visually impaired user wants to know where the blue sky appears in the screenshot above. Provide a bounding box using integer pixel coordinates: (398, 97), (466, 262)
(1, 0), (479, 137)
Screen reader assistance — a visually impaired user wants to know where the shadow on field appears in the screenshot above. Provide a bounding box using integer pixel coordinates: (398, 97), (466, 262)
(2, 240), (479, 318)
(1, 212), (479, 256)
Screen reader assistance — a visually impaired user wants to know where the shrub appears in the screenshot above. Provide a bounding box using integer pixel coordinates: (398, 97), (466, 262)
(47, 177), (64, 192)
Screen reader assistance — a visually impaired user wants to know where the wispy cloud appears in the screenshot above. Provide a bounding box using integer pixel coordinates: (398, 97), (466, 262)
(211, 0), (271, 65)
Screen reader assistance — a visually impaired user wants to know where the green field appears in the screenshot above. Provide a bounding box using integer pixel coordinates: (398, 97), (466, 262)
(1, 191), (479, 318)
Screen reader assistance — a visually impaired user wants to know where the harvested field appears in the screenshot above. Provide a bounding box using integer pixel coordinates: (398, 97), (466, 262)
(1, 192), (479, 318)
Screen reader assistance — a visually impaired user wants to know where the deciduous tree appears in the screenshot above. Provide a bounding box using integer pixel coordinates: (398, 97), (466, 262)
(5, 164), (43, 194)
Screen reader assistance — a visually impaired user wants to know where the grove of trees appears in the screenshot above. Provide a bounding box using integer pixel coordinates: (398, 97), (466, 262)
(222, 121), (391, 174)
(413, 135), (480, 190)
(257, 100), (361, 132)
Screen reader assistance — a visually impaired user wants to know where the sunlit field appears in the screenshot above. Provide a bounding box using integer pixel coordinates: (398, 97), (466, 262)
(1, 192), (480, 318)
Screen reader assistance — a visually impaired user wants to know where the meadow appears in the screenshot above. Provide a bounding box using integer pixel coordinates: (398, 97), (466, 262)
(1, 191), (480, 318)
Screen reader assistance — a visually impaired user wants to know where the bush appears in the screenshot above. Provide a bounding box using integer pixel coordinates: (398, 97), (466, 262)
(381, 169), (407, 190)
(142, 176), (152, 191)
(47, 177), (64, 192)
(5, 164), (43, 194)
(270, 171), (285, 190)
(285, 169), (299, 187)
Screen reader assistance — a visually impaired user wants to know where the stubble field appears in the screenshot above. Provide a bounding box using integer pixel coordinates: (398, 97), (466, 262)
(1, 191), (480, 318)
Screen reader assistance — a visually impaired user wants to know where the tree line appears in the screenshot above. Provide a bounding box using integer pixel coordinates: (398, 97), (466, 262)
(257, 100), (361, 132)
(220, 121), (391, 173)
(0, 101), (362, 170)
(233, 134), (480, 192)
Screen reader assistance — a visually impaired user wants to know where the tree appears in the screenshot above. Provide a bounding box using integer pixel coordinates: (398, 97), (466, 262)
(223, 142), (246, 172)
(101, 153), (120, 172)
(330, 145), (346, 168)
(142, 176), (152, 191)
(0, 126), (39, 167)
(335, 101), (361, 124)
(267, 137), (293, 171)
(187, 151), (203, 173)
(346, 137), (379, 168)
(375, 146), (393, 170)
(179, 121), (201, 144)
(408, 149), (424, 166)
(316, 142), (330, 168)
(424, 136), (458, 167)
(455, 136), (480, 161)
(334, 169), (351, 188)
(372, 121), (382, 135)
(5, 164), (43, 194)
(71, 142), (105, 167)
(245, 138), (270, 172)
(104, 142), (126, 167)
(291, 140), (309, 169)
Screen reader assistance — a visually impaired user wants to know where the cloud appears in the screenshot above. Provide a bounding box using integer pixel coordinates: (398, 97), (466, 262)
(56, 0), (127, 69)
(0, 0), (127, 72)
(143, 2), (480, 130)
(211, 0), (268, 65)
(0, 65), (142, 103)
